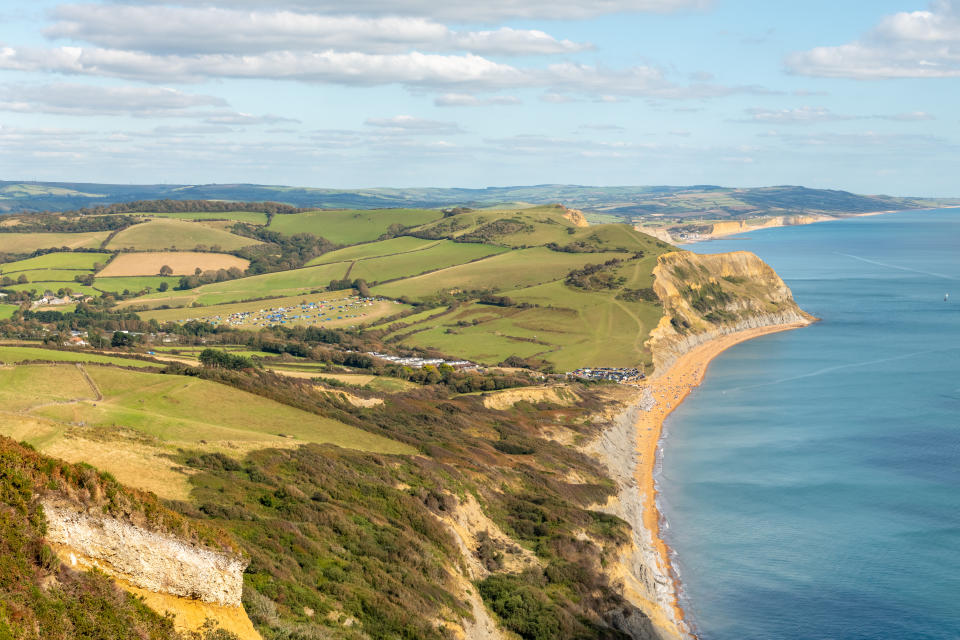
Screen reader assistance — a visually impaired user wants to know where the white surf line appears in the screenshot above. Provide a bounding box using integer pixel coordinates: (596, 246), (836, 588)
(836, 253), (959, 281)
(721, 346), (960, 394)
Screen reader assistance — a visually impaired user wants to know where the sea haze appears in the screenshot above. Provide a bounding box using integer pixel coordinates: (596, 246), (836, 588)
(659, 209), (960, 640)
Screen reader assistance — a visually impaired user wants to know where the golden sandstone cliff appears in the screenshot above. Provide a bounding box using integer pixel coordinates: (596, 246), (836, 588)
(646, 250), (815, 372)
(637, 214), (831, 244)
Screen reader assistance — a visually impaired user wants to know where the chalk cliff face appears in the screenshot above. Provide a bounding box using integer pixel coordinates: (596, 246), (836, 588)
(42, 498), (247, 606)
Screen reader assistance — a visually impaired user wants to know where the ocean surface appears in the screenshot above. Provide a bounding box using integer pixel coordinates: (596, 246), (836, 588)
(659, 208), (960, 640)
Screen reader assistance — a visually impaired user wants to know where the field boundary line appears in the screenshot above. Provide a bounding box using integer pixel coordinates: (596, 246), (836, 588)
(76, 363), (103, 401)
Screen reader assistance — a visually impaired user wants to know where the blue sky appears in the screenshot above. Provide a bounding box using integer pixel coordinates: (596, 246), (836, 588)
(0, 0), (957, 195)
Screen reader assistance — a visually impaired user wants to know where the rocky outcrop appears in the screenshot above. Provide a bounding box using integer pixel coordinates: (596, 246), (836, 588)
(42, 498), (246, 607)
(561, 205), (590, 227)
(646, 251), (815, 372)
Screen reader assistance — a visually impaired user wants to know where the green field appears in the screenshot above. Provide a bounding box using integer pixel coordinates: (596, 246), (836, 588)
(138, 211), (269, 225)
(4, 282), (100, 296)
(0, 345), (162, 368)
(0, 231), (110, 253)
(269, 208), (445, 244)
(0, 304), (18, 319)
(18, 365), (412, 453)
(0, 268), (92, 282)
(306, 236), (441, 266)
(120, 261), (353, 309)
(348, 240), (506, 284)
(0, 252), (111, 272)
(106, 219), (259, 251)
(93, 276), (181, 294)
(372, 247), (633, 300)
(119, 240), (504, 310)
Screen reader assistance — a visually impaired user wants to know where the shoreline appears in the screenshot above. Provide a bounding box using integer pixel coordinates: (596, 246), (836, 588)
(672, 205), (960, 245)
(631, 321), (812, 638)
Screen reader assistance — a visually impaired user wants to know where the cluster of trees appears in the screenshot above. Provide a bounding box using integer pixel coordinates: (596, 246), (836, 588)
(176, 267), (244, 290)
(408, 217), (470, 239)
(328, 278), (371, 296)
(616, 287), (659, 303)
(564, 258), (627, 291)
(384, 363), (531, 392)
(0, 214), (138, 234)
(230, 225), (337, 274)
(198, 348), (256, 370)
(0, 274), (30, 285)
(66, 199), (303, 217)
(455, 218), (533, 244)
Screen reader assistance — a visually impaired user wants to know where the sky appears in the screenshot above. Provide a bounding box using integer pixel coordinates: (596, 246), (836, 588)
(0, 0), (958, 195)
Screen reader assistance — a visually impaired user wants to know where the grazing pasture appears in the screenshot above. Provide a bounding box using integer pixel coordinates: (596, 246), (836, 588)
(347, 240), (506, 284)
(269, 208), (445, 244)
(0, 304), (18, 319)
(0, 252), (110, 272)
(371, 247), (634, 300)
(4, 281), (99, 296)
(0, 363), (413, 499)
(36, 365), (413, 453)
(97, 251), (250, 276)
(0, 345), (163, 368)
(0, 231), (110, 252)
(118, 261), (354, 309)
(106, 219), (259, 251)
(138, 210), (269, 225)
(93, 276), (180, 294)
(305, 236), (441, 266)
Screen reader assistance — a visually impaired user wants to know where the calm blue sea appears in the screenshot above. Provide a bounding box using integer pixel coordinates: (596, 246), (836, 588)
(659, 208), (960, 640)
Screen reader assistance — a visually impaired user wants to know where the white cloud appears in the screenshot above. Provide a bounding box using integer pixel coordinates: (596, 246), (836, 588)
(787, 0), (960, 78)
(0, 83), (225, 116)
(0, 44), (761, 99)
(105, 0), (710, 22)
(877, 111), (936, 121)
(434, 93), (521, 107)
(740, 106), (937, 125)
(364, 115), (464, 134)
(48, 5), (589, 56)
(743, 106), (852, 125)
(759, 130), (953, 152)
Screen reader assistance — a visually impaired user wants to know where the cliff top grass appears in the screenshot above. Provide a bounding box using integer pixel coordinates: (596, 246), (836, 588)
(0, 362), (414, 499)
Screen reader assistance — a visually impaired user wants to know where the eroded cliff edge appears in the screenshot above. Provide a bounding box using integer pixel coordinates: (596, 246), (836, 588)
(42, 498), (246, 606)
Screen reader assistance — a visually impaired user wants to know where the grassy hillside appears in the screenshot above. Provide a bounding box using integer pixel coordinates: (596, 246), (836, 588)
(0, 231), (110, 252)
(0, 362), (412, 500)
(268, 208), (445, 244)
(106, 219), (259, 252)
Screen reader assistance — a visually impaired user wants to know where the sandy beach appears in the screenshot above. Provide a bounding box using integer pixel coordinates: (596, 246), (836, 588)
(631, 321), (812, 636)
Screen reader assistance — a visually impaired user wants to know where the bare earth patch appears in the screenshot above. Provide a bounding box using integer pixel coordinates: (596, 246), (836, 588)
(98, 251), (250, 277)
(482, 385), (580, 410)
